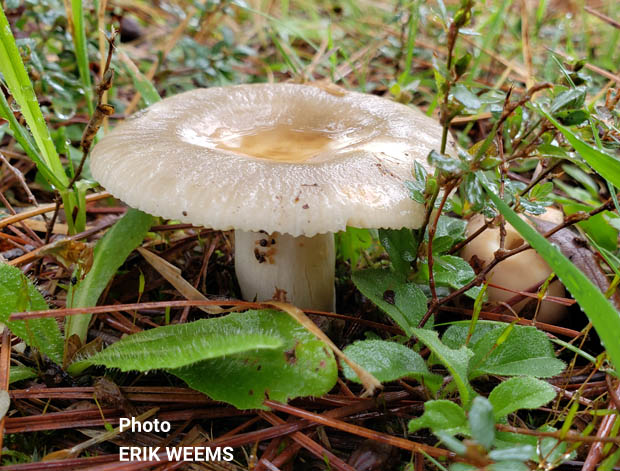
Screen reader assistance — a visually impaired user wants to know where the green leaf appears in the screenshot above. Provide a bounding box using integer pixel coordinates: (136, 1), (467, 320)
(9, 365), (37, 384)
(469, 396), (495, 450)
(535, 106), (620, 189)
(416, 255), (475, 291)
(72, 316), (283, 372)
(549, 86), (586, 114)
(0, 6), (68, 186)
(379, 228), (417, 276)
(564, 202), (617, 251)
(121, 59), (161, 108)
(0, 263), (64, 364)
(408, 400), (468, 435)
(480, 173), (620, 375)
(352, 269), (427, 336)
(336, 227), (373, 267)
(452, 84), (482, 110)
(342, 340), (439, 387)
(0, 90), (64, 189)
(431, 216), (467, 254)
(169, 310), (338, 410)
(66, 209), (153, 342)
(488, 377), (556, 420)
(470, 325), (564, 378)
(488, 461), (529, 471)
(412, 328), (475, 406)
(488, 445), (534, 462)
(429, 150), (465, 174)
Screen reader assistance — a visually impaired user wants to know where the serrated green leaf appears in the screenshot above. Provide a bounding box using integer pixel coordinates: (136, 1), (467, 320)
(342, 340), (439, 387)
(469, 396), (495, 450)
(488, 377), (556, 419)
(412, 328), (474, 406)
(409, 400), (468, 435)
(0, 263), (64, 364)
(353, 269), (427, 336)
(169, 310), (337, 410)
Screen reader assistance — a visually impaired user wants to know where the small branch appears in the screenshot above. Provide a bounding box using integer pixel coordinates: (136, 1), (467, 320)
(427, 182), (457, 306)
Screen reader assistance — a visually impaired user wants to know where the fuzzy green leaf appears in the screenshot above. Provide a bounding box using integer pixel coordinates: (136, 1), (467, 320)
(412, 328), (475, 406)
(0, 263), (64, 364)
(489, 377), (556, 419)
(72, 316), (284, 371)
(169, 310), (337, 410)
(469, 396), (495, 450)
(342, 340), (440, 387)
(444, 322), (565, 378)
(408, 400), (468, 435)
(353, 269), (428, 335)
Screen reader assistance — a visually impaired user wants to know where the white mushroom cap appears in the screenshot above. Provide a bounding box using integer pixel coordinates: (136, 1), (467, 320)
(461, 208), (567, 323)
(90, 83), (454, 237)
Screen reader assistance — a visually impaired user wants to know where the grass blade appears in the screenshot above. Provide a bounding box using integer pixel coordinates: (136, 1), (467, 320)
(479, 174), (620, 374)
(117, 48), (161, 107)
(70, 0), (94, 115)
(0, 5), (67, 187)
(0, 90), (64, 189)
(535, 106), (620, 189)
(66, 209), (153, 342)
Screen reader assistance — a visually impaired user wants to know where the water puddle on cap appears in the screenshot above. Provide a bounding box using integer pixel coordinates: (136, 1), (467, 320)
(213, 125), (335, 163)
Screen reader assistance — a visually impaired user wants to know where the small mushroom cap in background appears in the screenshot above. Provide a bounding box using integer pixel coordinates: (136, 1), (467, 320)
(90, 83), (456, 236)
(461, 208), (567, 324)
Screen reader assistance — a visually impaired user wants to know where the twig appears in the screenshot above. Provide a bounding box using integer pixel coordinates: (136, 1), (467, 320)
(584, 5), (620, 30)
(0, 328), (11, 459)
(0, 191), (111, 230)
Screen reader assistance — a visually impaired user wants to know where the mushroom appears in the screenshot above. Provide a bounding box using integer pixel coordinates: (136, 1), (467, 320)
(461, 207), (567, 323)
(90, 83), (454, 311)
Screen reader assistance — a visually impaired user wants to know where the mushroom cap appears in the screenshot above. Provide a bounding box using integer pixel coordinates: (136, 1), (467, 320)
(461, 210), (567, 323)
(90, 83), (456, 237)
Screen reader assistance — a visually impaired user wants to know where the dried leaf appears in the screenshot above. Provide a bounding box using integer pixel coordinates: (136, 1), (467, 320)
(41, 239), (93, 276)
(137, 247), (224, 314)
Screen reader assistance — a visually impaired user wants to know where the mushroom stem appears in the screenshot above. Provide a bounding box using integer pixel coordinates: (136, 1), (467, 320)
(234, 230), (335, 312)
